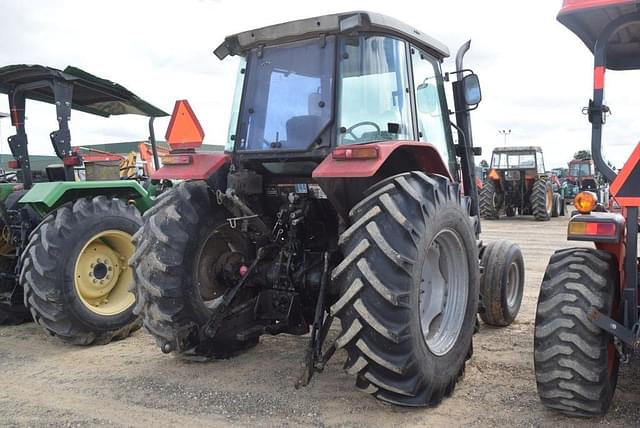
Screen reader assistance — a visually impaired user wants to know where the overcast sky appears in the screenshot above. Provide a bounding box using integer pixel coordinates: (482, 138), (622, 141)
(1, 0), (639, 169)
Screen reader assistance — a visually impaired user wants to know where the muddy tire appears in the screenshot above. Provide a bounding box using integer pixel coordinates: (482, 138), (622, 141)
(331, 171), (479, 406)
(534, 248), (619, 417)
(480, 180), (500, 220)
(132, 181), (258, 358)
(21, 196), (142, 345)
(479, 240), (524, 326)
(531, 178), (552, 221)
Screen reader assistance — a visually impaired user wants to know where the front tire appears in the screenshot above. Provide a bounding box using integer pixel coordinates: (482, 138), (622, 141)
(534, 248), (619, 417)
(479, 240), (524, 326)
(331, 172), (479, 406)
(20, 196), (142, 345)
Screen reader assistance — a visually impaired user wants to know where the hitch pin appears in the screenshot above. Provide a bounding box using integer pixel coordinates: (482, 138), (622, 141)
(227, 214), (258, 229)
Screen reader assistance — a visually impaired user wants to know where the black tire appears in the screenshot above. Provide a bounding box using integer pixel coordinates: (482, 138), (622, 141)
(534, 248), (619, 417)
(505, 206), (516, 217)
(531, 178), (552, 221)
(479, 240), (524, 326)
(331, 171), (479, 406)
(559, 197), (566, 216)
(132, 181), (258, 358)
(551, 194), (561, 218)
(20, 196), (142, 345)
(480, 180), (500, 220)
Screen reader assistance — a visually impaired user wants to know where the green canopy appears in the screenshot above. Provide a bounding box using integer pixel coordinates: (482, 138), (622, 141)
(0, 64), (168, 117)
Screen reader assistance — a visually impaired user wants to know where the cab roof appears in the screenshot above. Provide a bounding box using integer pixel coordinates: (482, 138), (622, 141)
(0, 64), (168, 117)
(558, 0), (640, 70)
(214, 11), (450, 60)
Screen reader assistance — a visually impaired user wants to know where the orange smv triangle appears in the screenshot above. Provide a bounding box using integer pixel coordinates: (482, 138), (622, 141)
(610, 142), (640, 207)
(165, 99), (205, 150)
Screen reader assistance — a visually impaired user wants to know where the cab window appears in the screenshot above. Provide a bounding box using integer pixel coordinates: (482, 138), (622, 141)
(411, 47), (452, 170)
(337, 35), (413, 145)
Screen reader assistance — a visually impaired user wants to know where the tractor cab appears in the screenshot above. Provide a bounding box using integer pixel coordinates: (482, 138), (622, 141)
(533, 0), (640, 417)
(209, 11), (483, 220)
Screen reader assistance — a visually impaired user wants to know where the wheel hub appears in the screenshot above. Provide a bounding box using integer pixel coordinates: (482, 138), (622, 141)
(74, 230), (135, 315)
(419, 229), (469, 356)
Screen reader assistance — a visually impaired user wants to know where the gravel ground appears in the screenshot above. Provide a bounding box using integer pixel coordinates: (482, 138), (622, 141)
(1, 215), (639, 427)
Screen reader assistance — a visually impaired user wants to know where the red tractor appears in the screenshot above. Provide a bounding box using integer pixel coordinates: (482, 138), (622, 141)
(534, 0), (640, 417)
(132, 12), (525, 407)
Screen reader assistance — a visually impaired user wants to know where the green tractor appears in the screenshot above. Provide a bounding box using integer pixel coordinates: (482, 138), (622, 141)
(0, 64), (167, 345)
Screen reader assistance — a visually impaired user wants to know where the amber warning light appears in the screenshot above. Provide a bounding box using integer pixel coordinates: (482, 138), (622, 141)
(165, 100), (205, 151)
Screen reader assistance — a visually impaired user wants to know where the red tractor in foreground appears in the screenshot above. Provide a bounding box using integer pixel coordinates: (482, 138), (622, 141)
(534, 0), (640, 417)
(132, 12), (525, 407)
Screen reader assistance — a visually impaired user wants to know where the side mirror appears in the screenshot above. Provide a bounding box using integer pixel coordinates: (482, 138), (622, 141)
(462, 73), (482, 106)
(416, 83), (439, 114)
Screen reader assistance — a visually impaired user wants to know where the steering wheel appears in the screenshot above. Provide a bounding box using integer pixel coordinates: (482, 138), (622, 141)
(346, 121), (381, 141)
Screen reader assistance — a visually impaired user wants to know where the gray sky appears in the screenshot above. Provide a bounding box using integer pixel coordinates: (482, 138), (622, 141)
(1, 0), (639, 168)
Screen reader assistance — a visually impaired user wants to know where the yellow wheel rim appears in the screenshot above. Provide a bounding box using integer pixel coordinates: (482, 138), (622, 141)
(546, 188), (553, 211)
(74, 230), (135, 316)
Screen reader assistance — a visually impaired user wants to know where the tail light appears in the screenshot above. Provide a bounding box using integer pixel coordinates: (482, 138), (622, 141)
(332, 146), (378, 160)
(161, 154), (192, 165)
(7, 160), (19, 169)
(567, 213), (623, 243)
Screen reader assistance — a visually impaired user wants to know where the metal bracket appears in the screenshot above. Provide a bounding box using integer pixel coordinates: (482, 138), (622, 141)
(227, 214), (259, 229)
(589, 308), (640, 351)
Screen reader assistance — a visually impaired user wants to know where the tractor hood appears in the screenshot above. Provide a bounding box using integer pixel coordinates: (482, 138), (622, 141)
(0, 64), (168, 117)
(214, 11), (450, 61)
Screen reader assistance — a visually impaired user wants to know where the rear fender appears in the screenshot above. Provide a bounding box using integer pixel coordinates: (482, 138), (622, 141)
(151, 152), (231, 181)
(19, 180), (152, 215)
(312, 141), (452, 219)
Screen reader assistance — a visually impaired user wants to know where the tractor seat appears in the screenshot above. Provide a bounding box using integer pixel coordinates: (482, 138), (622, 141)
(285, 115), (322, 148)
(46, 164), (66, 181)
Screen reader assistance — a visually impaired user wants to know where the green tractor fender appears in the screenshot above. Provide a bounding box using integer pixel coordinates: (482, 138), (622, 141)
(18, 180), (153, 215)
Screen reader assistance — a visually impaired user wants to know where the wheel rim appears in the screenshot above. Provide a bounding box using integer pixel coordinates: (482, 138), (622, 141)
(505, 261), (520, 309)
(419, 228), (469, 356)
(74, 230), (135, 316)
(194, 225), (250, 310)
(546, 188), (553, 212)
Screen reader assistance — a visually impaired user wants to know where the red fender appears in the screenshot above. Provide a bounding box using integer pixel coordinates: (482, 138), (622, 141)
(151, 152), (230, 180)
(312, 141), (452, 180)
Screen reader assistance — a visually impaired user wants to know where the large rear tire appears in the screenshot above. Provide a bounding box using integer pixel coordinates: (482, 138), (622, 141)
(531, 178), (552, 221)
(331, 171), (479, 406)
(20, 196), (142, 345)
(479, 240), (524, 326)
(480, 180), (500, 220)
(132, 181), (258, 358)
(534, 248), (619, 417)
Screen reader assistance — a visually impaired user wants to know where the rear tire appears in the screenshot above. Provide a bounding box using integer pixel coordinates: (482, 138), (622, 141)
(531, 178), (552, 221)
(332, 172), (479, 406)
(21, 196), (142, 345)
(479, 240), (524, 326)
(534, 248), (619, 417)
(480, 180), (500, 220)
(132, 181), (258, 358)
(551, 194), (561, 218)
